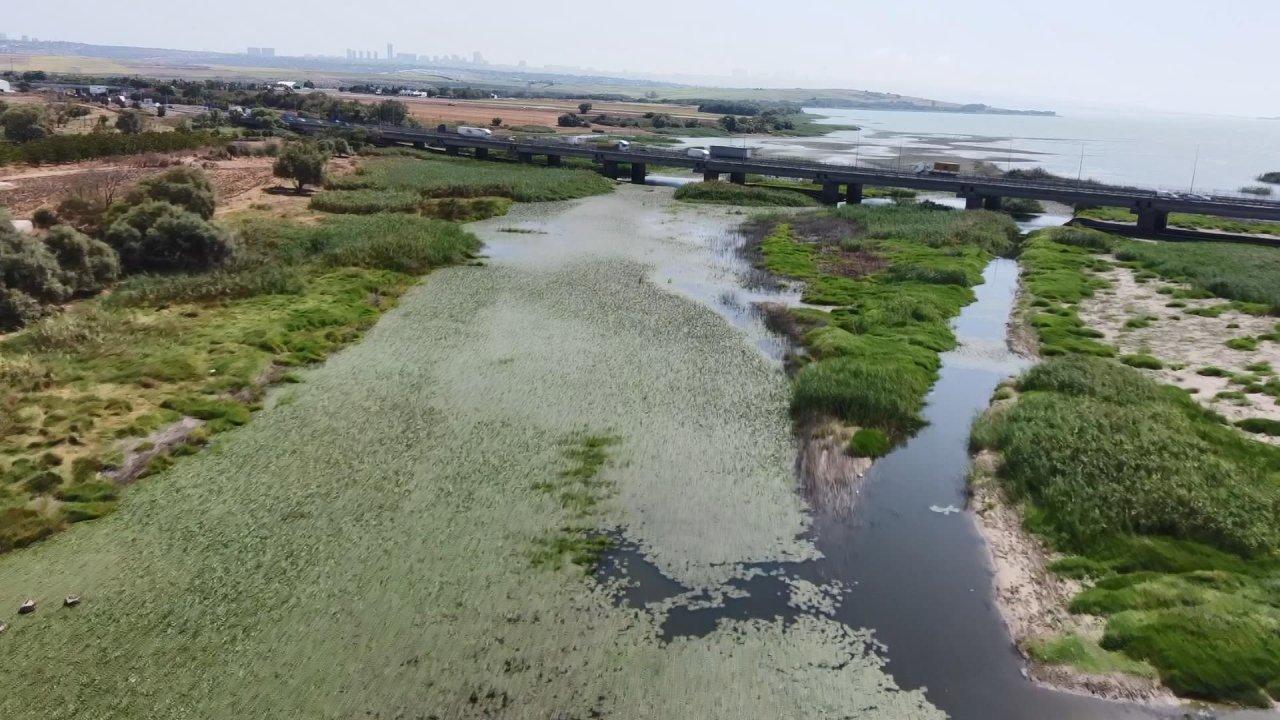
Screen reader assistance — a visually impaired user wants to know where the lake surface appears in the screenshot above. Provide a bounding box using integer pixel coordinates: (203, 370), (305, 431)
(810, 107), (1280, 196)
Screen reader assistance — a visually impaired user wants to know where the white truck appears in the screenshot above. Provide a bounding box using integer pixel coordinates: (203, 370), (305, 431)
(457, 126), (493, 138)
(685, 147), (711, 160)
(913, 161), (961, 176)
(709, 145), (752, 160)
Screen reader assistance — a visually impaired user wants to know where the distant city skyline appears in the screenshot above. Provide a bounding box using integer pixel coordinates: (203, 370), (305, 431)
(5, 0), (1280, 116)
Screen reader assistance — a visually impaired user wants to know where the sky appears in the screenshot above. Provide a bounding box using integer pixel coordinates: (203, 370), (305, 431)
(7, 0), (1280, 116)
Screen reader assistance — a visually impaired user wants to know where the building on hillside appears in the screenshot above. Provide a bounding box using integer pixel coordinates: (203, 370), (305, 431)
(0, 79), (11, 93)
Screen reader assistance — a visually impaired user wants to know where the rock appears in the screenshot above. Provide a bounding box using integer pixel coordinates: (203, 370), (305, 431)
(18, 600), (35, 615)
(0, 622), (8, 633)
(64, 595), (81, 608)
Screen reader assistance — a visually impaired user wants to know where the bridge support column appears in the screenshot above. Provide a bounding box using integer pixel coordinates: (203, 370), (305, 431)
(517, 152), (533, 163)
(546, 154), (562, 167)
(983, 195), (1003, 211)
(444, 145), (460, 156)
(602, 161), (620, 180)
(474, 147), (489, 160)
(963, 193), (983, 210)
(821, 181), (841, 205)
(729, 171), (747, 185)
(412, 141), (426, 150)
(703, 171), (720, 182)
(845, 183), (863, 205)
(630, 162), (647, 184)
(1136, 208), (1168, 233)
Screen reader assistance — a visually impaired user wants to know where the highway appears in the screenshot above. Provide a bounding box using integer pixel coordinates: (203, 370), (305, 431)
(279, 115), (1280, 229)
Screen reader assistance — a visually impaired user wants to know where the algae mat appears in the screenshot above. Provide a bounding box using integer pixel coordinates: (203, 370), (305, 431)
(0, 187), (942, 719)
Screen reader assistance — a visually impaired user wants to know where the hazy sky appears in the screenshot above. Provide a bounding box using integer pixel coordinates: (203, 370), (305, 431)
(9, 0), (1280, 116)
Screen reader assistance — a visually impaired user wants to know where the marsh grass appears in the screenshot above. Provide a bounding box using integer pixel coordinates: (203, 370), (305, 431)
(973, 355), (1280, 705)
(674, 181), (819, 207)
(531, 434), (620, 571)
(1115, 240), (1280, 312)
(757, 205), (1017, 443)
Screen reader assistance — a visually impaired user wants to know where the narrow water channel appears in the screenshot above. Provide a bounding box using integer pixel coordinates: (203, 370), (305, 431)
(603, 246), (1182, 719)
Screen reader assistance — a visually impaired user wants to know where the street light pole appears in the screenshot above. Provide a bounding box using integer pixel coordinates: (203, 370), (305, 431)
(1077, 142), (1086, 183)
(1189, 145), (1201, 193)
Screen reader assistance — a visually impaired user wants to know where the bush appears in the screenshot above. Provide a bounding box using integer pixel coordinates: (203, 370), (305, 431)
(44, 225), (120, 295)
(1, 229), (68, 322)
(273, 143), (328, 191)
(1000, 197), (1046, 216)
(115, 110), (145, 135)
(104, 201), (237, 274)
(0, 131), (221, 167)
(1120, 353), (1163, 370)
(557, 113), (588, 128)
(125, 166), (216, 219)
(792, 356), (930, 435)
(848, 428), (891, 458)
(31, 207), (58, 229)
(1, 105), (48, 143)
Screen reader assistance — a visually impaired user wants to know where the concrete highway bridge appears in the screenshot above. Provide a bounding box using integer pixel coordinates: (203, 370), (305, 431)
(280, 115), (1280, 231)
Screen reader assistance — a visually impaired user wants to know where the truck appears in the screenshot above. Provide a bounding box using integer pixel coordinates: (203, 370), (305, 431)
(709, 145), (752, 160)
(457, 126), (493, 138)
(685, 147), (711, 160)
(913, 161), (961, 176)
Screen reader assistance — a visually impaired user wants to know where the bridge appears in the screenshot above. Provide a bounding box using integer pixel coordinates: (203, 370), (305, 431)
(280, 115), (1280, 231)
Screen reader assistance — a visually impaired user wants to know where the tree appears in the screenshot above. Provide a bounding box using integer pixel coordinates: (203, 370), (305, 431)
(115, 110), (145, 135)
(44, 225), (119, 296)
(374, 99), (408, 126)
(126, 167), (217, 219)
(1, 105), (48, 143)
(578, 102), (593, 115)
(490, 117), (502, 127)
(103, 201), (236, 274)
(302, 79), (315, 89)
(273, 144), (328, 192)
(0, 226), (67, 330)
(718, 115), (738, 132)
(157, 104), (167, 118)
(557, 113), (587, 128)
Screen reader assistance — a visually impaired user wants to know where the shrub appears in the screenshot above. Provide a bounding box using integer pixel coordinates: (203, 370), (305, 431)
(104, 201), (237, 274)
(1121, 353), (1163, 370)
(44, 225), (120, 295)
(114, 110), (145, 135)
(125, 166), (217, 219)
(0, 228), (69, 328)
(1000, 197), (1046, 216)
(848, 428), (891, 458)
(1, 105), (48, 143)
(31, 207), (58, 229)
(792, 356), (929, 435)
(1037, 226), (1114, 252)
(1236, 418), (1280, 436)
(273, 144), (328, 192)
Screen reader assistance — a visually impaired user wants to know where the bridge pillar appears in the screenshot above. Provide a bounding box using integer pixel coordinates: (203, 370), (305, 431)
(630, 162), (647, 184)
(517, 152), (533, 163)
(983, 195), (1003, 211)
(474, 147), (489, 160)
(963, 193), (984, 210)
(845, 183), (863, 205)
(703, 171), (720, 182)
(1136, 208), (1168, 233)
(603, 160), (620, 179)
(547, 154), (562, 167)
(444, 145), (460, 156)
(729, 171), (747, 185)
(821, 181), (841, 205)
(412, 141), (426, 150)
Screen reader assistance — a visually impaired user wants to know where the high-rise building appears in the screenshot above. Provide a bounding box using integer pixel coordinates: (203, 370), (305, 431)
(472, 51), (485, 65)
(387, 43), (394, 62)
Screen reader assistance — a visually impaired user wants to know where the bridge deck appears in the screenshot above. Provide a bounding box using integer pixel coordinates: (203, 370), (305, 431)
(283, 116), (1280, 223)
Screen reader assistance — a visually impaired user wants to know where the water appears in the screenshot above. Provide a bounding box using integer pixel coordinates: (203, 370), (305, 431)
(671, 107), (1280, 197)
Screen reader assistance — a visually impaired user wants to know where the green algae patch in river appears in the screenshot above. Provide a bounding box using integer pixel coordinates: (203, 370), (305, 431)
(0, 186), (942, 719)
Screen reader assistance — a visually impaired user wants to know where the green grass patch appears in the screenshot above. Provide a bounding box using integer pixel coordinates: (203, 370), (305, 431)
(1121, 354), (1163, 370)
(329, 153), (612, 202)
(531, 433), (620, 571)
(1027, 634), (1156, 678)
(1019, 228), (1117, 357)
(674, 180), (818, 207)
(1113, 240), (1280, 312)
(848, 428), (891, 458)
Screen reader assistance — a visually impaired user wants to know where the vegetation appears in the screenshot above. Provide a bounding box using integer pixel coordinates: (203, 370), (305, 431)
(1240, 185), (1273, 196)
(0, 130), (223, 166)
(1078, 206), (1280, 237)
(1, 162), (481, 552)
(972, 355), (1280, 705)
(998, 197), (1046, 216)
(273, 143), (329, 192)
(1114, 239), (1280, 312)
(1257, 172), (1280, 184)
(331, 151), (612, 202)
(758, 205), (1018, 446)
(1018, 227), (1116, 356)
(674, 180), (818, 207)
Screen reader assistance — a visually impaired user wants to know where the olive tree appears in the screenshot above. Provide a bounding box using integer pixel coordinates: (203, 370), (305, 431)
(115, 110), (145, 135)
(1, 105), (48, 143)
(273, 143), (328, 193)
(126, 166), (217, 219)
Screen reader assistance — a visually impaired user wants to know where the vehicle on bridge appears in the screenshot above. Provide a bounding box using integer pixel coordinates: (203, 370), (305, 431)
(457, 126), (493, 138)
(710, 145), (753, 160)
(914, 161), (961, 176)
(685, 147), (710, 160)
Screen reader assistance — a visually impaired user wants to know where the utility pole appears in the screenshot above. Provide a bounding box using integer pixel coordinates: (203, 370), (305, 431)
(1077, 142), (1086, 183)
(853, 129), (861, 169)
(1189, 144), (1201, 193)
